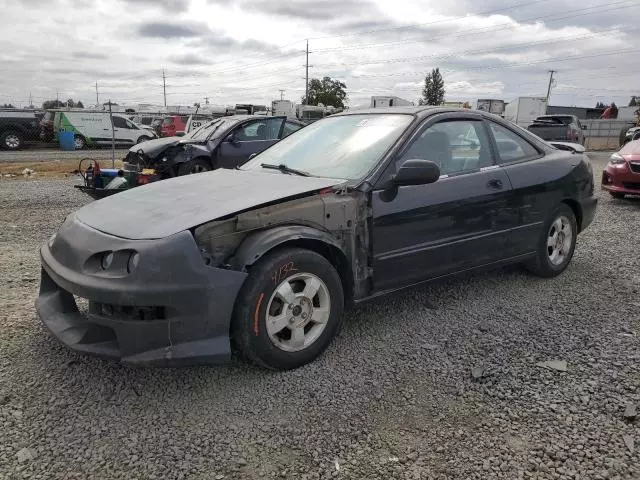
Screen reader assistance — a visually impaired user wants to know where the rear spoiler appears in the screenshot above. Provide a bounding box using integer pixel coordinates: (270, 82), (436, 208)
(548, 141), (585, 154)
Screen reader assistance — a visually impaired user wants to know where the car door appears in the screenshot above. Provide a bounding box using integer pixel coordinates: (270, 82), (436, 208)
(217, 117), (285, 168)
(111, 116), (131, 144)
(485, 120), (552, 257)
(371, 113), (518, 292)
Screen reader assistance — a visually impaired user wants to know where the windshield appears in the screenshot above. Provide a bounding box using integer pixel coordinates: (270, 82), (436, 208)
(242, 114), (412, 180)
(187, 118), (233, 140)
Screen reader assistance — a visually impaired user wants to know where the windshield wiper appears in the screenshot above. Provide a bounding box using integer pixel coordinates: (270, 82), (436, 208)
(260, 163), (310, 177)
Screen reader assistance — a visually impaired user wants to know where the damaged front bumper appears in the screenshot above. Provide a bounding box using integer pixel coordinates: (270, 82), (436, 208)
(36, 215), (247, 366)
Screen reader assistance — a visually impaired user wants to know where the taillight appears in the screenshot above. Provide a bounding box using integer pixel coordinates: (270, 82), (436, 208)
(137, 174), (155, 185)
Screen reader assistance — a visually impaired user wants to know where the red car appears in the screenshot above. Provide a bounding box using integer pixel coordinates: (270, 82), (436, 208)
(601, 140), (640, 198)
(160, 115), (188, 137)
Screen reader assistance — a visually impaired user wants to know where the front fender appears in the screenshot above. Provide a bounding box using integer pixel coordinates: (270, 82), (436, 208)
(230, 225), (347, 271)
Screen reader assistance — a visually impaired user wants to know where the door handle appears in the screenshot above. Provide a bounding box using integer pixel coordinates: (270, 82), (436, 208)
(487, 179), (503, 189)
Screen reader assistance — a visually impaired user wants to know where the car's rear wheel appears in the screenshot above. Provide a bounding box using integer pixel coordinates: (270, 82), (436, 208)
(525, 204), (577, 278)
(232, 248), (344, 370)
(609, 191), (625, 199)
(74, 135), (86, 150)
(176, 158), (211, 176)
(1, 131), (23, 150)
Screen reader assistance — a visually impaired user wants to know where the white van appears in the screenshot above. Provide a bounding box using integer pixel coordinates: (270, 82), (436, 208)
(54, 111), (158, 149)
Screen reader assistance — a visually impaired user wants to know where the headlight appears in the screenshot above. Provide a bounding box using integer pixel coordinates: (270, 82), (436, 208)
(101, 252), (114, 270)
(610, 153), (625, 165)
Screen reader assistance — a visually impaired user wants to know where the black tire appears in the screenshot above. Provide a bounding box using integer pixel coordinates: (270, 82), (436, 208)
(1, 130), (23, 150)
(136, 136), (151, 144)
(609, 191), (625, 199)
(524, 204), (577, 278)
(176, 158), (211, 176)
(74, 135), (86, 150)
(232, 248), (344, 370)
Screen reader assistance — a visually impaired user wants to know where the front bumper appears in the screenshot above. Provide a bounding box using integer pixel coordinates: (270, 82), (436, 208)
(601, 163), (640, 195)
(36, 215), (247, 366)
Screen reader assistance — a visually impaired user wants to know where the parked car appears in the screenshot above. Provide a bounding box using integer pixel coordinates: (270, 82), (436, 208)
(620, 126), (640, 147)
(160, 115), (188, 137)
(37, 107), (597, 370)
(601, 139), (640, 198)
(53, 111), (157, 149)
(125, 115), (305, 178)
(0, 110), (41, 150)
(527, 115), (585, 145)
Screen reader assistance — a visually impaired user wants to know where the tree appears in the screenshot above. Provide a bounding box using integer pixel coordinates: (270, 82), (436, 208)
(629, 96), (638, 107)
(421, 68), (445, 106)
(76, 101), (84, 108)
(1, 103), (15, 108)
(302, 76), (347, 108)
(595, 101), (605, 108)
(42, 99), (65, 109)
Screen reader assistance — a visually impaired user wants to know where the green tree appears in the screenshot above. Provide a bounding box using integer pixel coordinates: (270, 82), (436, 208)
(421, 68), (445, 106)
(303, 76), (347, 108)
(1, 103), (15, 108)
(42, 99), (65, 109)
(629, 96), (638, 107)
(595, 101), (605, 108)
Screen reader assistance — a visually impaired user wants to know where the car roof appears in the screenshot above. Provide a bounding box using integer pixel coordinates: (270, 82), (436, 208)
(336, 106), (513, 119)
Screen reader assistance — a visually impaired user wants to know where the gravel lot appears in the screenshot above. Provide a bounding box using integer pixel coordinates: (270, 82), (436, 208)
(0, 152), (638, 479)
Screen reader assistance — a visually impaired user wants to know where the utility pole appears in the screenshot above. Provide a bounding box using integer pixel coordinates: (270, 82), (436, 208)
(95, 82), (99, 106)
(28, 92), (32, 108)
(546, 70), (556, 103)
(279, 89), (285, 100)
(162, 69), (167, 107)
(56, 89), (59, 105)
(108, 100), (115, 168)
(204, 96), (209, 105)
(305, 40), (309, 105)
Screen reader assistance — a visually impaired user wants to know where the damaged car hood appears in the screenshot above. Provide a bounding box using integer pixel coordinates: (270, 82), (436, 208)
(128, 136), (183, 157)
(75, 169), (345, 240)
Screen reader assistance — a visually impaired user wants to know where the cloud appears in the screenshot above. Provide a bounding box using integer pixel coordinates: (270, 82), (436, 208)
(136, 21), (207, 38)
(72, 51), (109, 60)
(169, 53), (211, 66)
(119, 0), (189, 13)
(242, 0), (376, 20)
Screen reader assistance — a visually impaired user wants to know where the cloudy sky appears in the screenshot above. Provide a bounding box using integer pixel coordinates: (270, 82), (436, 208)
(1, 0), (639, 109)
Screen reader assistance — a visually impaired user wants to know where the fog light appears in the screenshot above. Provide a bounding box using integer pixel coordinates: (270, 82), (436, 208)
(101, 252), (114, 270)
(127, 252), (139, 273)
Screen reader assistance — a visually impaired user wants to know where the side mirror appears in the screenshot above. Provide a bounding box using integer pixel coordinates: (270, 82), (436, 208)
(393, 159), (440, 186)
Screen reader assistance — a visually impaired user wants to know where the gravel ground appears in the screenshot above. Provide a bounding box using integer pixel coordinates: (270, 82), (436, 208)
(0, 148), (128, 163)
(0, 152), (638, 480)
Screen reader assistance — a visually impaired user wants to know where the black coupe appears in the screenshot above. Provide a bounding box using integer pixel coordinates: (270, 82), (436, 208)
(37, 107), (597, 370)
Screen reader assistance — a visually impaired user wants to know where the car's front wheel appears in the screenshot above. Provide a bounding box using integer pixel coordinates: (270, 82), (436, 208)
(232, 247), (344, 370)
(176, 158), (211, 176)
(525, 204), (577, 277)
(1, 131), (23, 150)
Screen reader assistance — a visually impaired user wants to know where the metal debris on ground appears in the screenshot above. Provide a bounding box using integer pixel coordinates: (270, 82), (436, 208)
(536, 360), (568, 372)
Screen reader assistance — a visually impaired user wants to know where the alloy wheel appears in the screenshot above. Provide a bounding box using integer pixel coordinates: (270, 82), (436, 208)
(547, 215), (573, 266)
(5, 134), (20, 149)
(266, 272), (331, 352)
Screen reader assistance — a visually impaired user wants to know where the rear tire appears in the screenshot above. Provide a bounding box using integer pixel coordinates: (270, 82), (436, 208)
(609, 191), (625, 199)
(74, 135), (86, 150)
(232, 248), (344, 370)
(524, 204), (577, 278)
(1, 131), (23, 150)
(176, 158), (211, 176)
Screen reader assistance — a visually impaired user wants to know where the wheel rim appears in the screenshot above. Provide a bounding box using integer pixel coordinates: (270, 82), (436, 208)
(5, 134), (20, 148)
(266, 272), (331, 352)
(547, 215), (573, 266)
(74, 137), (84, 149)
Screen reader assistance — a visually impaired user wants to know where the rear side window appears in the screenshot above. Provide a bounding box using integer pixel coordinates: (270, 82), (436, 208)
(488, 122), (539, 163)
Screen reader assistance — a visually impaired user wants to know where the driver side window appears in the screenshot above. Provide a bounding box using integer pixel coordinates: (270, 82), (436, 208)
(235, 118), (284, 141)
(397, 119), (493, 175)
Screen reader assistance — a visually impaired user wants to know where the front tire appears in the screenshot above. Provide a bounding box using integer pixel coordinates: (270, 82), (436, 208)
(74, 135), (86, 150)
(232, 248), (344, 370)
(1, 131), (23, 150)
(524, 204), (577, 278)
(176, 158), (211, 176)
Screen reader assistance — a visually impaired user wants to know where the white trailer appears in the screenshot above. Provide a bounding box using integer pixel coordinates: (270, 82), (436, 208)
(370, 96), (414, 108)
(476, 99), (506, 115)
(504, 97), (548, 127)
(271, 100), (296, 118)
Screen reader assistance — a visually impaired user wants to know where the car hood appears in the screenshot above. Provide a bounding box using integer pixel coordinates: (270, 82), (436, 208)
(74, 169), (345, 240)
(129, 136), (182, 157)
